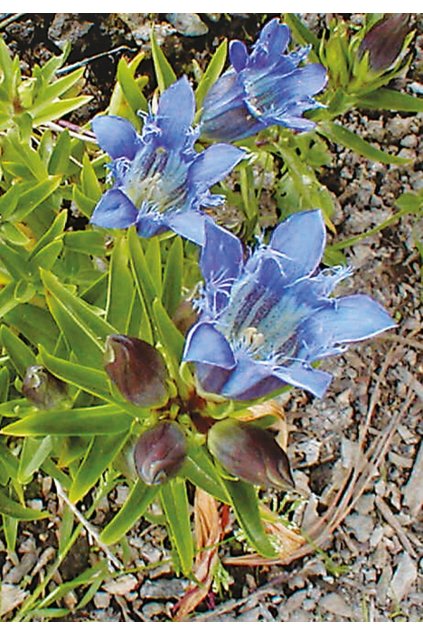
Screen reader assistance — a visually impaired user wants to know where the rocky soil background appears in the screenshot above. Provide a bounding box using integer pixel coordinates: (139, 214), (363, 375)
(0, 13), (421, 622)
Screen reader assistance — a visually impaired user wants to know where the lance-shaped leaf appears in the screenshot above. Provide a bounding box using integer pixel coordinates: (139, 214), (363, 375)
(104, 334), (170, 408)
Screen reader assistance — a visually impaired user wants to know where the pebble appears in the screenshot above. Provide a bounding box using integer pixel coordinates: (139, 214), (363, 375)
(345, 513), (375, 543)
(320, 592), (353, 618)
(94, 592), (111, 609)
(388, 552), (418, 603)
(139, 578), (188, 600)
(142, 601), (167, 619)
(403, 442), (423, 517)
(102, 574), (138, 596)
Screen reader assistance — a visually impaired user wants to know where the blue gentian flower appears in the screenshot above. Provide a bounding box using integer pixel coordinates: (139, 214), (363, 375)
(90, 77), (245, 245)
(183, 210), (396, 401)
(200, 18), (327, 142)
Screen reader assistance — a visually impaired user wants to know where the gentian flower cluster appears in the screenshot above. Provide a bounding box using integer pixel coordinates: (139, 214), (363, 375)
(91, 77), (245, 245)
(91, 19), (395, 407)
(183, 210), (395, 401)
(200, 18), (327, 142)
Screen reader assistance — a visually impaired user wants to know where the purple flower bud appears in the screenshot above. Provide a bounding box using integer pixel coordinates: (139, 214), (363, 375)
(359, 14), (411, 72)
(104, 335), (169, 408)
(22, 365), (68, 410)
(208, 419), (295, 491)
(134, 421), (187, 485)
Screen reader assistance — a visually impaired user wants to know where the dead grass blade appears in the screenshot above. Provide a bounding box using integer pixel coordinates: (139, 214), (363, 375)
(173, 489), (231, 620)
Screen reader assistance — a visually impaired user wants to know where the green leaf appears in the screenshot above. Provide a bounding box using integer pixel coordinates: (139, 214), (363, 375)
(0, 324), (37, 376)
(69, 431), (130, 503)
(32, 96), (92, 126)
(1, 404), (133, 437)
(160, 479), (194, 575)
(63, 230), (106, 256)
(100, 479), (158, 545)
(127, 226), (158, 326)
(195, 39), (227, 108)
(106, 236), (136, 331)
(181, 445), (229, 504)
(34, 67), (86, 105)
(10, 176), (62, 222)
(6, 304), (59, 351)
(48, 129), (72, 174)
(357, 88), (423, 113)
(150, 28), (177, 92)
(30, 210), (67, 258)
(145, 238), (163, 296)
(81, 153), (102, 200)
(283, 13), (320, 55)
(30, 240), (63, 271)
(0, 282), (19, 320)
(223, 479), (277, 558)
(319, 122), (411, 165)
(116, 55), (148, 114)
(152, 297), (185, 364)
(0, 487), (49, 520)
(162, 236), (183, 316)
(0, 242), (30, 280)
(17, 436), (54, 484)
(41, 269), (115, 365)
(39, 347), (112, 403)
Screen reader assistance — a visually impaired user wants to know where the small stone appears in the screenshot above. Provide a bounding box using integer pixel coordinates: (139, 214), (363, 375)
(103, 574), (138, 596)
(345, 512), (374, 543)
(320, 592), (353, 618)
(139, 578), (188, 600)
(94, 592), (111, 609)
(403, 442), (423, 518)
(284, 590), (308, 614)
(388, 552), (417, 603)
(400, 134), (418, 148)
(142, 602), (167, 619)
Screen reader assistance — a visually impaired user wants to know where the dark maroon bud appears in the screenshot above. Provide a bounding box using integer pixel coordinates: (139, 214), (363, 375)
(134, 421), (187, 485)
(22, 365), (68, 410)
(359, 14), (411, 72)
(208, 419), (295, 491)
(104, 335), (169, 408)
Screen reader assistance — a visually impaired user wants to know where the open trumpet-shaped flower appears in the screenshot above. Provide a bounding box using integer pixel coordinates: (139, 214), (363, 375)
(183, 210), (396, 401)
(200, 18), (327, 142)
(91, 77), (245, 245)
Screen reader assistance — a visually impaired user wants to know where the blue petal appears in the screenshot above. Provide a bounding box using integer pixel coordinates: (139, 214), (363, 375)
(136, 214), (168, 239)
(192, 363), (231, 397)
(269, 209), (326, 281)
(189, 144), (245, 189)
(229, 40), (248, 71)
(157, 77), (195, 147)
(200, 219), (244, 291)
(91, 189), (138, 229)
(184, 322), (236, 369)
(300, 294), (397, 360)
(273, 363), (332, 399)
(200, 71), (264, 142)
(218, 356), (281, 400)
(265, 63), (327, 108)
(251, 19), (290, 67)
(165, 210), (206, 245)
(91, 116), (139, 160)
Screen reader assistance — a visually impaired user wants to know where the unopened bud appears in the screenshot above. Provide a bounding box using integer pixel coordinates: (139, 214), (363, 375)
(104, 335), (169, 408)
(22, 365), (68, 410)
(134, 421), (187, 485)
(208, 419), (295, 491)
(359, 14), (411, 72)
